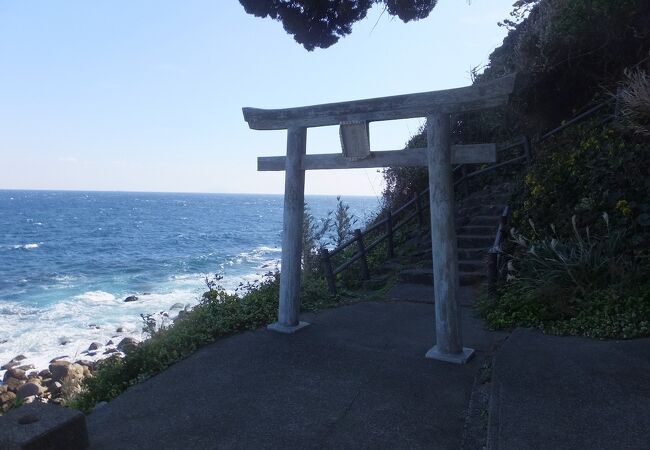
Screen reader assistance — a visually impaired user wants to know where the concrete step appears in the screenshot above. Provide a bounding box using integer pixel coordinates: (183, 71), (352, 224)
(458, 235), (494, 248)
(458, 225), (497, 235)
(459, 260), (485, 272)
(464, 215), (501, 226)
(458, 194), (509, 209)
(460, 271), (485, 286)
(398, 268), (485, 286)
(458, 248), (488, 260)
(457, 204), (504, 218)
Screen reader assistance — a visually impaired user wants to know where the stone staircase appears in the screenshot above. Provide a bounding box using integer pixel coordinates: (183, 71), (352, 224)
(398, 183), (511, 287)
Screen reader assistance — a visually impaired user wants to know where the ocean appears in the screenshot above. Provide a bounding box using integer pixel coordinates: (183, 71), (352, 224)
(0, 190), (378, 372)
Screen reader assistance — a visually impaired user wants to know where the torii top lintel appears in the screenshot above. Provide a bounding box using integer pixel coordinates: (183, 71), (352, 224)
(242, 75), (516, 131)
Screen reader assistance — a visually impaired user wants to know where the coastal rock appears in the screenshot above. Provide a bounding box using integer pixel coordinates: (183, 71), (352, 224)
(22, 395), (36, 404)
(0, 385), (6, 394)
(0, 391), (16, 412)
(175, 310), (188, 321)
(116, 327), (126, 332)
(87, 352), (97, 357)
(1, 361), (19, 370)
(3, 368), (26, 382)
(5, 377), (24, 392)
(18, 364), (35, 371)
(117, 337), (139, 353)
(103, 348), (119, 355)
(17, 382), (44, 400)
(170, 302), (184, 310)
(38, 369), (52, 378)
(106, 340), (114, 345)
(49, 356), (69, 363)
(44, 380), (62, 396)
(88, 342), (102, 351)
(49, 360), (71, 382)
(12, 355), (26, 362)
(124, 295), (139, 302)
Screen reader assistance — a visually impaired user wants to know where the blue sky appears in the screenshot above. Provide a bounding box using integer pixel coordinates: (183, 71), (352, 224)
(0, 0), (515, 195)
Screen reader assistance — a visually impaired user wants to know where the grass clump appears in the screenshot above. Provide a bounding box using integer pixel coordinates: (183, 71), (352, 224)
(479, 214), (650, 339)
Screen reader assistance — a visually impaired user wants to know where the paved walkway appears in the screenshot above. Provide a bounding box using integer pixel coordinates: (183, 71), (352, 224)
(488, 328), (650, 450)
(88, 285), (501, 449)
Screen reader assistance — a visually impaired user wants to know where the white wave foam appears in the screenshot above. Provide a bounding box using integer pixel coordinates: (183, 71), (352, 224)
(73, 291), (116, 303)
(13, 243), (40, 250)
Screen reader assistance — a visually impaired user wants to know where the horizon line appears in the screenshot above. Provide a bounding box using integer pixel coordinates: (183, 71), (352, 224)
(0, 187), (380, 198)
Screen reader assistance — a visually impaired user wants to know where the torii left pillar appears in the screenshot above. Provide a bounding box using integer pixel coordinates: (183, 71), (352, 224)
(267, 126), (310, 333)
(425, 113), (474, 364)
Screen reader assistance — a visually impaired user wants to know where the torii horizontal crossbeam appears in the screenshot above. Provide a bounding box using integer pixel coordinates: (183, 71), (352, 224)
(257, 144), (496, 171)
(243, 75), (515, 130)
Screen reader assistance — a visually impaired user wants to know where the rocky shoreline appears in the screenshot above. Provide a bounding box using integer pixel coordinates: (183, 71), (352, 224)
(0, 335), (140, 413)
(0, 296), (197, 413)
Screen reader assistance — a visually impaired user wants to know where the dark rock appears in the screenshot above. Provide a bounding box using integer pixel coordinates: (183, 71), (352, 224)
(38, 369), (51, 378)
(103, 349), (119, 355)
(44, 379), (62, 395)
(116, 327), (126, 333)
(170, 303), (184, 310)
(124, 295), (139, 302)
(17, 382), (43, 399)
(1, 361), (20, 370)
(49, 356), (69, 363)
(18, 364), (35, 371)
(106, 340), (114, 346)
(49, 360), (71, 382)
(117, 337), (139, 353)
(87, 352), (97, 357)
(5, 377), (24, 392)
(3, 368), (26, 382)
(175, 310), (188, 321)
(88, 342), (102, 351)
(12, 355), (26, 362)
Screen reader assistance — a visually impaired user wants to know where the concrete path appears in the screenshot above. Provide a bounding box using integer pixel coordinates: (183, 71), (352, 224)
(88, 287), (501, 449)
(488, 328), (650, 450)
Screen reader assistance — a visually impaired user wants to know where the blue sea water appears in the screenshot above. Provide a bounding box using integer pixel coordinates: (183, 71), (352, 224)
(0, 190), (378, 371)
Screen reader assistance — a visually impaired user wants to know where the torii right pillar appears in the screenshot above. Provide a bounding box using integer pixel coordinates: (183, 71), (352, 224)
(425, 112), (474, 364)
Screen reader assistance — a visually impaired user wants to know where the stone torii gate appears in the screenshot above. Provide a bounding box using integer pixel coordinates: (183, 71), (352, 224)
(242, 75), (515, 364)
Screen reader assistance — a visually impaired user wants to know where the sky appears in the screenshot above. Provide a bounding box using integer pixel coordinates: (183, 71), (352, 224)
(0, 0), (515, 196)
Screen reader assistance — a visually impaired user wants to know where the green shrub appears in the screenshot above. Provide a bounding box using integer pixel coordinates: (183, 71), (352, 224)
(480, 284), (650, 339)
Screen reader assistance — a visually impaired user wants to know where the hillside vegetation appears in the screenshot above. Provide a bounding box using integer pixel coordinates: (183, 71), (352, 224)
(381, 0), (650, 338)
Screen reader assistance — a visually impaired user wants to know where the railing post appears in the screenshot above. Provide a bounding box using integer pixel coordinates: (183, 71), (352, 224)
(414, 193), (424, 232)
(354, 228), (370, 280)
(385, 211), (395, 259)
(487, 248), (498, 297)
(320, 247), (337, 296)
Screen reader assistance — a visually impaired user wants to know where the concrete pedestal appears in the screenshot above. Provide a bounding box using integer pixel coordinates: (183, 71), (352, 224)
(425, 346), (475, 365)
(267, 321), (310, 334)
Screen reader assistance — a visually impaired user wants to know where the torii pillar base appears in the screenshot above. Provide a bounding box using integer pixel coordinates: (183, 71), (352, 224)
(425, 346), (475, 365)
(267, 321), (310, 334)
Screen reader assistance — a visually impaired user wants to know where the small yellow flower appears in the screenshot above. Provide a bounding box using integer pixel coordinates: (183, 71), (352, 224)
(615, 200), (632, 217)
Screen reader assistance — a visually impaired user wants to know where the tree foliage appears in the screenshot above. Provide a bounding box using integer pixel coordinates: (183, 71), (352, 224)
(238, 0), (437, 50)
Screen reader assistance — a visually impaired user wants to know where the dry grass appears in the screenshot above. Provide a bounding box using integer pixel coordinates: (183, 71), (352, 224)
(617, 68), (650, 136)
